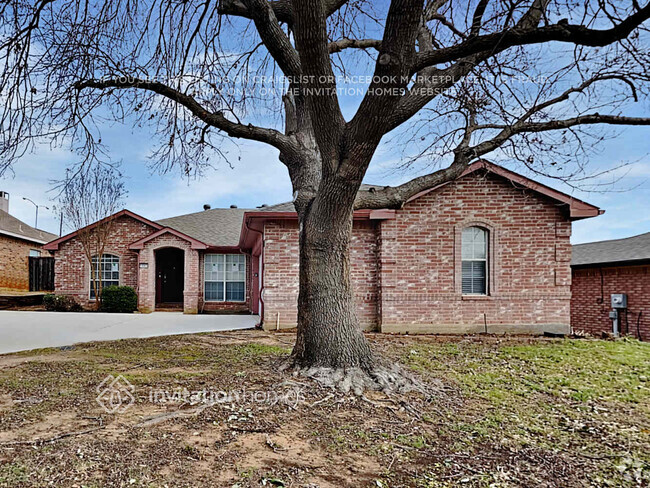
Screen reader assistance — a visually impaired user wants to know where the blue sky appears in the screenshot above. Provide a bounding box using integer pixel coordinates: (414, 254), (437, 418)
(2, 118), (647, 244)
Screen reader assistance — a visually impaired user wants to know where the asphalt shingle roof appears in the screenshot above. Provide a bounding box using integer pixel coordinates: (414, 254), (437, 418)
(156, 208), (253, 247)
(255, 185), (382, 213)
(256, 201), (295, 212)
(0, 210), (58, 244)
(155, 186), (387, 246)
(572, 232), (650, 266)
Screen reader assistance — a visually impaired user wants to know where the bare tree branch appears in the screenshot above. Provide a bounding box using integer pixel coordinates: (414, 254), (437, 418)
(293, 0), (347, 173)
(245, 0), (302, 78)
(412, 3), (650, 72)
(218, 0), (348, 24)
(344, 0), (425, 178)
(74, 77), (298, 157)
(328, 38), (382, 53)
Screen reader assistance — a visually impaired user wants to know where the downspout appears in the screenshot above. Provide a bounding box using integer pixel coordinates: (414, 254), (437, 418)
(243, 217), (265, 327)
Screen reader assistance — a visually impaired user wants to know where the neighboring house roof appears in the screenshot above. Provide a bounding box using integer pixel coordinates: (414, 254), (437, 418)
(0, 209), (58, 245)
(157, 208), (252, 248)
(572, 232), (650, 267)
(43, 209), (163, 250)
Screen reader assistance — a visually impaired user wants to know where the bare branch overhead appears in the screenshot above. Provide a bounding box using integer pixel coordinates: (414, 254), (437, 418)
(75, 78), (297, 156)
(412, 4), (650, 72)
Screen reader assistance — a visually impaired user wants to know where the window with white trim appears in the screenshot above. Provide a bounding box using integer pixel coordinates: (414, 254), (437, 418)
(461, 226), (488, 295)
(90, 254), (119, 299)
(29, 249), (41, 257)
(204, 254), (246, 302)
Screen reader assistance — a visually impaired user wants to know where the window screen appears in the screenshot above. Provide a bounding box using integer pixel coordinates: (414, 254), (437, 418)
(461, 227), (488, 295)
(90, 254), (119, 299)
(204, 254), (246, 302)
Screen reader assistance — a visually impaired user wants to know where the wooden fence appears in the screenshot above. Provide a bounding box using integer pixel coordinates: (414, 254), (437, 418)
(29, 256), (54, 291)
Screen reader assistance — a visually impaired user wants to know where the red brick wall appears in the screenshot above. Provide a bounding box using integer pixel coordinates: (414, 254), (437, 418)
(571, 264), (650, 340)
(260, 171), (573, 334)
(378, 172), (572, 334)
(53, 215), (156, 307)
(262, 220), (379, 331)
(0, 234), (43, 291)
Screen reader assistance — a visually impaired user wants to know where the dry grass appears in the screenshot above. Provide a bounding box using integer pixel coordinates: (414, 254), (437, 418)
(0, 331), (648, 487)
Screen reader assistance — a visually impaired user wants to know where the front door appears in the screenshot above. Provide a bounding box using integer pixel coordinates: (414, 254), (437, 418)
(155, 248), (184, 304)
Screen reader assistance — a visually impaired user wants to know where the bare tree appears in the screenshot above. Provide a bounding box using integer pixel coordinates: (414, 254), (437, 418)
(58, 166), (126, 308)
(2, 0), (650, 391)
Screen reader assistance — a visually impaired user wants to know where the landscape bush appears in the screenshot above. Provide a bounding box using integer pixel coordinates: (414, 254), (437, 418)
(100, 286), (138, 313)
(42, 294), (82, 312)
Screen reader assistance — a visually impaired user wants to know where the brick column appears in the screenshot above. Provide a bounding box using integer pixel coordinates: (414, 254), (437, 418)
(184, 248), (200, 314)
(377, 219), (398, 332)
(137, 248), (155, 313)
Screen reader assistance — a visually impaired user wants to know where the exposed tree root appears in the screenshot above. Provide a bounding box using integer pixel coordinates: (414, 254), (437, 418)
(280, 358), (429, 396)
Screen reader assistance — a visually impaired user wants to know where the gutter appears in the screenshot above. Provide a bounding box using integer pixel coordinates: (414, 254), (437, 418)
(571, 258), (650, 269)
(244, 217), (265, 327)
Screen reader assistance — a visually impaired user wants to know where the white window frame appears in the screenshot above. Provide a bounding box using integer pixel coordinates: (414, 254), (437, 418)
(89, 254), (120, 299)
(204, 254), (246, 303)
(29, 249), (41, 257)
(461, 226), (488, 295)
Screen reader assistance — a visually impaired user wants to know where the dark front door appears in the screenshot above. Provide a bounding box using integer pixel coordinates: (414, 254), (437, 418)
(155, 248), (184, 304)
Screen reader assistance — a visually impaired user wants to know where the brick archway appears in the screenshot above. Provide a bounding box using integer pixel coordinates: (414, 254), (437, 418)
(135, 234), (200, 314)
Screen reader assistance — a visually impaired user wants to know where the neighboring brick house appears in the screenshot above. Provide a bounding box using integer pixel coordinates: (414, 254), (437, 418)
(0, 191), (58, 292)
(45, 161), (602, 334)
(571, 232), (650, 340)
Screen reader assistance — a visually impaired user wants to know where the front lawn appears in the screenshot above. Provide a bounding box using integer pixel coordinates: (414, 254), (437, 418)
(0, 332), (648, 487)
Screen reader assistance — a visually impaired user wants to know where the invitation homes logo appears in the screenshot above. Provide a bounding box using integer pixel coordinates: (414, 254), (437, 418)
(96, 374), (136, 414)
(95, 374), (304, 414)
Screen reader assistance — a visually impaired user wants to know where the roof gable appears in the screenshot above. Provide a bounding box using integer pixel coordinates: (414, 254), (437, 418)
(128, 227), (208, 250)
(43, 209), (163, 250)
(404, 160), (603, 221)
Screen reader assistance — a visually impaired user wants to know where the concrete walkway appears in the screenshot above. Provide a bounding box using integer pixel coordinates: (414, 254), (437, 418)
(0, 311), (259, 354)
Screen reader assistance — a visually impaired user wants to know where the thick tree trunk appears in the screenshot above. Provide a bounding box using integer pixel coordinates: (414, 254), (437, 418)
(291, 205), (375, 370)
(282, 180), (416, 394)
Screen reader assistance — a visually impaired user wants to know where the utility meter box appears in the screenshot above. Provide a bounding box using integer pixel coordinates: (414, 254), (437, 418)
(611, 294), (627, 309)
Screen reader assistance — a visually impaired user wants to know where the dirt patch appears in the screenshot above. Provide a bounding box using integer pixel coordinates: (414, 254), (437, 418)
(0, 352), (80, 369)
(0, 395), (12, 413)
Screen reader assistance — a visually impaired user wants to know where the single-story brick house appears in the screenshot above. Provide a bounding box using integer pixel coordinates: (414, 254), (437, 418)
(44, 161), (602, 334)
(571, 232), (650, 340)
(0, 191), (58, 292)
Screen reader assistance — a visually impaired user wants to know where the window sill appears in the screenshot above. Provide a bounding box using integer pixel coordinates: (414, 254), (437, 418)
(461, 294), (492, 301)
(203, 300), (247, 304)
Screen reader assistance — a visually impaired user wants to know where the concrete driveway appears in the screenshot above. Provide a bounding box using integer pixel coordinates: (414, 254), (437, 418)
(0, 311), (259, 354)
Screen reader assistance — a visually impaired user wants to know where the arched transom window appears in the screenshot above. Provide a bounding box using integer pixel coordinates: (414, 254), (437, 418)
(90, 254), (119, 298)
(462, 226), (488, 295)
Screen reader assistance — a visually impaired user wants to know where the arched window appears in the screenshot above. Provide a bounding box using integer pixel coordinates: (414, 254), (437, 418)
(90, 254), (119, 299)
(462, 227), (488, 295)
